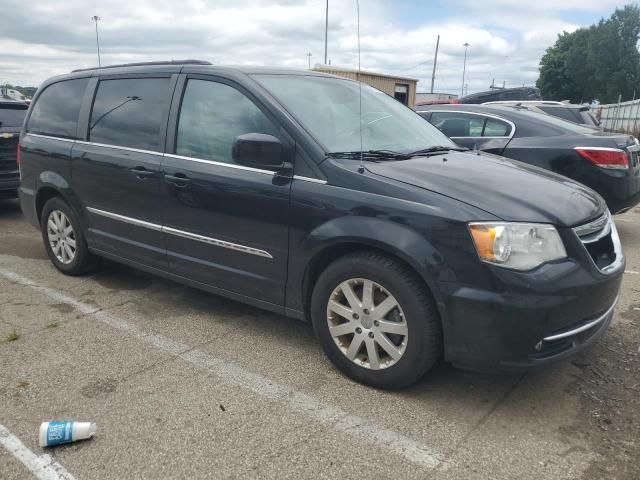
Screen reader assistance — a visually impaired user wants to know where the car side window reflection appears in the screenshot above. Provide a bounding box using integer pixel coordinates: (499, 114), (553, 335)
(430, 112), (484, 137)
(430, 112), (511, 138)
(176, 79), (279, 165)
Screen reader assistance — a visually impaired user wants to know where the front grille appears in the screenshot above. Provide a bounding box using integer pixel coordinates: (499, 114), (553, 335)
(0, 136), (18, 172)
(573, 211), (621, 273)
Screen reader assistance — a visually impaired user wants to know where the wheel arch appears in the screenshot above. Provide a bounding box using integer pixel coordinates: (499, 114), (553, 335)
(299, 217), (450, 322)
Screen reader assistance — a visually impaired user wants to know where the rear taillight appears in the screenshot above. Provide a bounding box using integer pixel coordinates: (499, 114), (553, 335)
(16, 141), (20, 167)
(575, 147), (629, 170)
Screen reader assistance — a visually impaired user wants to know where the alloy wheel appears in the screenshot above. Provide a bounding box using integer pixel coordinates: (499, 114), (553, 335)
(47, 210), (77, 264)
(326, 278), (408, 370)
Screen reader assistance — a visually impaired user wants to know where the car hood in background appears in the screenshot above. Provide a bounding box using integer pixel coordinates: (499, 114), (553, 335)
(366, 151), (605, 227)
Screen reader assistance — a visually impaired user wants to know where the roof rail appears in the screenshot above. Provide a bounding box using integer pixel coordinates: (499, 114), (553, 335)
(72, 59), (212, 73)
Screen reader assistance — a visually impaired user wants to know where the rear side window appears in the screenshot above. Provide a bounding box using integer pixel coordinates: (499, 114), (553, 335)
(28, 79), (88, 138)
(176, 79), (279, 164)
(430, 112), (484, 137)
(89, 78), (171, 151)
(483, 118), (511, 136)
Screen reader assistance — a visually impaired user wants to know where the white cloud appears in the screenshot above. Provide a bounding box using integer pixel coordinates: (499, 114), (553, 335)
(0, 0), (622, 96)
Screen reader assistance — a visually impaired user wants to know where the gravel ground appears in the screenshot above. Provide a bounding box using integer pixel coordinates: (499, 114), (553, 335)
(0, 199), (638, 480)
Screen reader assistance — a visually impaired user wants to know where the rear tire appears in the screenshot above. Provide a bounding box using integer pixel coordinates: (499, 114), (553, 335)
(40, 197), (96, 275)
(311, 251), (442, 389)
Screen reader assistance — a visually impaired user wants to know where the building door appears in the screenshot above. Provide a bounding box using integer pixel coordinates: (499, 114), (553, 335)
(394, 84), (409, 105)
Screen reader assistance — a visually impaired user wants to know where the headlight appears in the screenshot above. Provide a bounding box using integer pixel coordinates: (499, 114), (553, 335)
(468, 222), (567, 270)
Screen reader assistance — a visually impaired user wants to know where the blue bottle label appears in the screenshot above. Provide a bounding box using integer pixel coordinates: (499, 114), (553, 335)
(46, 421), (73, 446)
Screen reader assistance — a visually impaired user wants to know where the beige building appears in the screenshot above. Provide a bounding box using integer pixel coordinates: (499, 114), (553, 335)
(311, 65), (418, 108)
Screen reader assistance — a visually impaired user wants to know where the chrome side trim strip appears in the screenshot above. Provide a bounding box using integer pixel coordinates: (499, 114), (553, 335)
(75, 140), (163, 157)
(162, 226), (273, 259)
(26, 133), (76, 143)
(574, 146), (624, 153)
(86, 207), (272, 259)
(86, 207), (163, 231)
(543, 296), (618, 342)
(293, 175), (327, 184)
(164, 153), (275, 176)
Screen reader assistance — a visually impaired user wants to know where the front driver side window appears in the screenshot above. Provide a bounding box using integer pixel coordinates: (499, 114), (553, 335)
(176, 79), (279, 164)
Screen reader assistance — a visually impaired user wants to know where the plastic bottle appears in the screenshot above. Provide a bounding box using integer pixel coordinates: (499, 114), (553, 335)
(38, 421), (96, 447)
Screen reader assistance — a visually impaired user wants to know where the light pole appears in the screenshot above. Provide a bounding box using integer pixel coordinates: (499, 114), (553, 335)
(306, 52), (312, 69)
(91, 15), (101, 67)
(324, 0), (328, 65)
(461, 42), (470, 98)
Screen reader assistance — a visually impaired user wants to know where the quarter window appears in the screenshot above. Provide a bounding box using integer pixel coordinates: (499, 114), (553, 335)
(483, 118), (511, 136)
(89, 78), (171, 151)
(28, 79), (89, 138)
(176, 79), (279, 165)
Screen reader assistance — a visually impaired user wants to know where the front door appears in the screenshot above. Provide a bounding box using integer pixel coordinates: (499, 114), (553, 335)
(161, 76), (292, 307)
(72, 76), (174, 269)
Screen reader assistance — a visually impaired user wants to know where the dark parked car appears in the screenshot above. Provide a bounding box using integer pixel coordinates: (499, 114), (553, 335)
(484, 101), (601, 128)
(19, 62), (623, 388)
(0, 100), (28, 198)
(458, 86), (542, 104)
(417, 104), (640, 214)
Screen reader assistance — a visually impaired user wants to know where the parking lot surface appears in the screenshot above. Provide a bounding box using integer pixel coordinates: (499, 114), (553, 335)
(0, 199), (638, 480)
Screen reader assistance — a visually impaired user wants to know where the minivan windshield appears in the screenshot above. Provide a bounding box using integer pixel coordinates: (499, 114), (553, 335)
(0, 104), (28, 127)
(254, 74), (457, 154)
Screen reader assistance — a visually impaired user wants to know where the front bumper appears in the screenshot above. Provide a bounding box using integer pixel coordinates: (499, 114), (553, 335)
(440, 257), (623, 372)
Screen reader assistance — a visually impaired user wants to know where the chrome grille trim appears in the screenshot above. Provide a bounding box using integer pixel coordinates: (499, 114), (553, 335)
(573, 212), (609, 239)
(572, 210), (624, 275)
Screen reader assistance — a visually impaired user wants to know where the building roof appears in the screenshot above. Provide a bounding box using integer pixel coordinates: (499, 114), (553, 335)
(311, 65), (418, 82)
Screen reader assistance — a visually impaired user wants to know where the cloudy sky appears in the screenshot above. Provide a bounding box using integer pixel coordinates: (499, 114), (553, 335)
(0, 0), (626, 95)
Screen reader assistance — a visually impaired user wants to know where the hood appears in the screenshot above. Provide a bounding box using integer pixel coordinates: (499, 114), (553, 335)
(366, 151), (605, 227)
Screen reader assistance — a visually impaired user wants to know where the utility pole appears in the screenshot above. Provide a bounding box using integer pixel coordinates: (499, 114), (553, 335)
(461, 42), (470, 98)
(430, 34), (440, 94)
(306, 52), (312, 69)
(324, 0), (329, 65)
(91, 15), (101, 67)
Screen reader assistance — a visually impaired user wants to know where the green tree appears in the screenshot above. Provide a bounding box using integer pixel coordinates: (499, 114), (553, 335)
(537, 4), (640, 103)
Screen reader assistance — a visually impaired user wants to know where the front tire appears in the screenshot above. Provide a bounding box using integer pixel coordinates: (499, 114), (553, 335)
(311, 251), (442, 389)
(41, 197), (96, 275)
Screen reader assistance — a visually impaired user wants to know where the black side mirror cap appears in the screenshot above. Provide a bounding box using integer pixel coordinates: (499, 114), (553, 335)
(232, 133), (286, 170)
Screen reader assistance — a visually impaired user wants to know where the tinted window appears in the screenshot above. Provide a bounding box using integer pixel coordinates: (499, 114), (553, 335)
(28, 79), (88, 138)
(90, 78), (171, 151)
(430, 112), (484, 137)
(0, 104), (28, 127)
(430, 112), (512, 137)
(176, 79), (279, 164)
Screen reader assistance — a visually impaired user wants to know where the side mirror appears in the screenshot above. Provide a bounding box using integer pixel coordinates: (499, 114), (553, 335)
(232, 133), (286, 170)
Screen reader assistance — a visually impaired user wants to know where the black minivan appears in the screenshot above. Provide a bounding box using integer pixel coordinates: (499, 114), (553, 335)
(19, 61), (624, 389)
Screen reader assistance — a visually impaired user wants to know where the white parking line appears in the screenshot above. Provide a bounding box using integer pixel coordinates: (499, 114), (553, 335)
(625, 270), (639, 275)
(0, 424), (76, 480)
(0, 267), (444, 469)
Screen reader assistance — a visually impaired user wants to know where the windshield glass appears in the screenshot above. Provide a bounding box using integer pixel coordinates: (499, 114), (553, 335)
(254, 74), (457, 153)
(0, 105), (28, 127)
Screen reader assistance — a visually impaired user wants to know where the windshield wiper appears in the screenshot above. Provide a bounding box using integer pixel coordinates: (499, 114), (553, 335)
(406, 146), (468, 157)
(326, 150), (411, 161)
